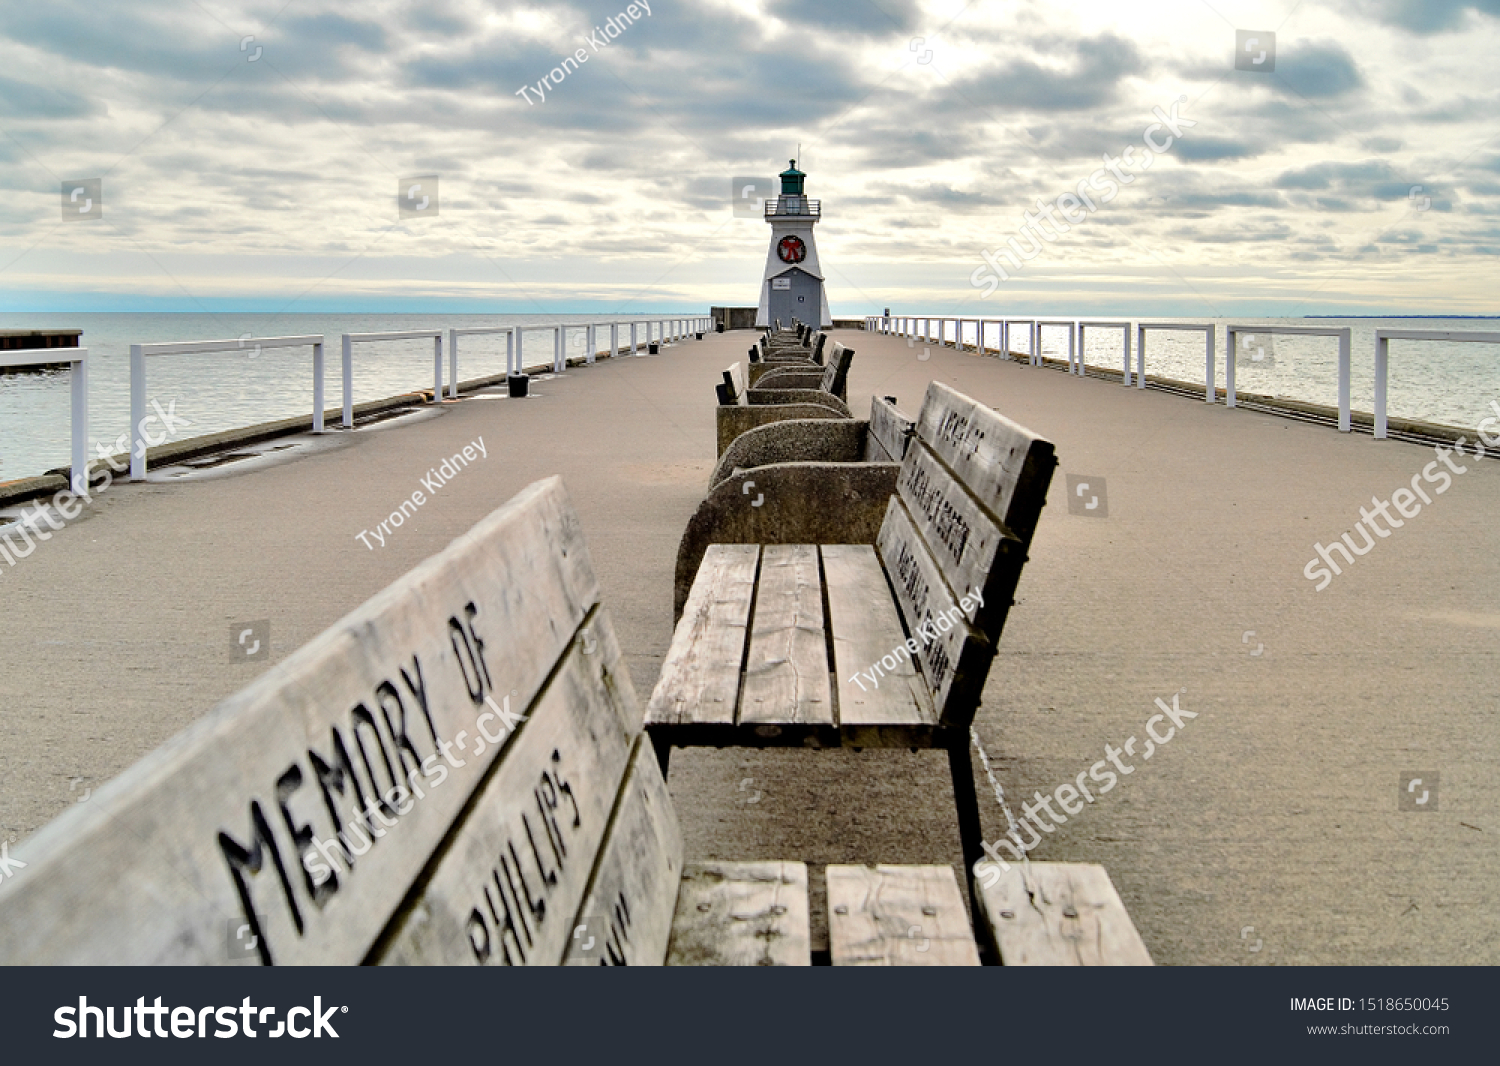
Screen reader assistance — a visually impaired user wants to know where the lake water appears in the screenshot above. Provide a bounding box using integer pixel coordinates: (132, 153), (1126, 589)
(3, 313), (1498, 482)
(0, 312), (689, 481)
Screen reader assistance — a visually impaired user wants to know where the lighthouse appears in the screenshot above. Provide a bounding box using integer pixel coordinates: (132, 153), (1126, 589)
(755, 160), (831, 328)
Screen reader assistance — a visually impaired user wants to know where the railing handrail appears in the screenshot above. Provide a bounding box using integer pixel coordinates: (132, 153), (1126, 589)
(344, 329), (443, 344)
(133, 335), (324, 357)
(765, 198), (821, 217)
(1374, 328), (1500, 343)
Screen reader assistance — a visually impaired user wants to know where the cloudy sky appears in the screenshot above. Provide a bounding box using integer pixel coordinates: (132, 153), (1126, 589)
(1, 0), (1497, 317)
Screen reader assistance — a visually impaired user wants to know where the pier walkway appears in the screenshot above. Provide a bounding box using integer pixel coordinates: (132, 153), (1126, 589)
(1, 328), (1494, 965)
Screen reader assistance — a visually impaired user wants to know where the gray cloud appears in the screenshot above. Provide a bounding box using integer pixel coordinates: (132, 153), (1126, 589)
(951, 33), (1145, 112)
(1352, 0), (1500, 33)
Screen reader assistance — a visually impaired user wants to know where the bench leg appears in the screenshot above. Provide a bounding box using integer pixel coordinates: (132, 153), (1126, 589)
(947, 739), (986, 931)
(649, 729), (672, 779)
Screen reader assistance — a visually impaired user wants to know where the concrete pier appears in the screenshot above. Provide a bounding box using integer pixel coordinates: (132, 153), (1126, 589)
(0, 327), (1494, 965)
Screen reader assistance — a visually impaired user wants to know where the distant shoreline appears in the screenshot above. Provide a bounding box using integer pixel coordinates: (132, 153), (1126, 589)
(1304, 315), (1500, 319)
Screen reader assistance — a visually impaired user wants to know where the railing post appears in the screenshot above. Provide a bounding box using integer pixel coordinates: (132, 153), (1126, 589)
(447, 329), (459, 398)
(507, 330), (516, 376)
(1338, 328), (1351, 432)
(1136, 325), (1146, 388)
(630, 322), (637, 354)
(1204, 326), (1215, 403)
(1123, 325), (1132, 387)
(1226, 328), (1237, 408)
(342, 334), (354, 427)
(130, 343), (146, 481)
(313, 342), (325, 433)
(433, 334), (443, 401)
(70, 353), (88, 495)
(610, 322), (618, 359)
(1373, 335), (1389, 439)
(587, 323), (596, 365)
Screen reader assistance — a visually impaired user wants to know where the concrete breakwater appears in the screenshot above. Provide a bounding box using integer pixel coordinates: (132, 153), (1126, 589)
(2, 325), (1494, 965)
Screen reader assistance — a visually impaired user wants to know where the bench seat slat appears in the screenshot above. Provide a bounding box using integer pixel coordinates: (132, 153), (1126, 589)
(645, 545), (759, 727)
(740, 545), (832, 726)
(827, 864), (980, 966)
(975, 861), (1154, 966)
(376, 622), (638, 965)
(874, 497), (992, 722)
(665, 861), (811, 966)
(820, 545), (934, 730)
(563, 736), (683, 965)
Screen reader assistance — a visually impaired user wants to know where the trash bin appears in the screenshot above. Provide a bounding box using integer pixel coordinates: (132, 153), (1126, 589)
(507, 373), (529, 398)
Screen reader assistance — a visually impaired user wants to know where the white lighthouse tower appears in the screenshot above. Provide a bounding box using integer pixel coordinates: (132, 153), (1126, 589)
(755, 160), (831, 328)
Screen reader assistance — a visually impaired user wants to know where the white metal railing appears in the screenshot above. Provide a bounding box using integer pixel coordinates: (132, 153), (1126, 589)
(1136, 323), (1217, 404)
(447, 326), (513, 397)
(1224, 325), (1351, 428)
(131, 335), (324, 480)
(87, 318), (709, 486)
(1037, 321), (1078, 374)
(2, 347), (89, 493)
(1372, 329), (1500, 439)
(885, 314), (1500, 439)
(340, 330), (443, 429)
(1078, 321), (1133, 384)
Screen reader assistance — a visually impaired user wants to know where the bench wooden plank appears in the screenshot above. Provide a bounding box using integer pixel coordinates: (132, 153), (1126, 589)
(875, 496), (992, 722)
(868, 396), (912, 462)
(975, 861), (1154, 966)
(820, 545), (934, 730)
(915, 381), (1056, 541)
(827, 864), (980, 966)
(562, 736), (683, 965)
(740, 545), (832, 726)
(645, 545), (759, 727)
(374, 620), (638, 965)
(897, 440), (1014, 631)
(0, 477), (598, 965)
(665, 861), (810, 966)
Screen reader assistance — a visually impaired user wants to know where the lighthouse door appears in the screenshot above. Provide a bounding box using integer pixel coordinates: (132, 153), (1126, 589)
(769, 268), (819, 325)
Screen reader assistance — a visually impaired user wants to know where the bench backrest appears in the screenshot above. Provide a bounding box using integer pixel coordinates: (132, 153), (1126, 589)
(867, 395), (913, 461)
(0, 478), (683, 965)
(718, 361), (748, 405)
(820, 342), (854, 396)
(875, 382), (1056, 727)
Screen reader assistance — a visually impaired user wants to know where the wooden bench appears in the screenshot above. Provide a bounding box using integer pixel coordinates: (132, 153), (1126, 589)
(749, 331), (825, 365)
(716, 360), (851, 456)
(708, 393), (913, 493)
(751, 339), (852, 394)
(651, 382), (1065, 917)
(0, 479), (811, 965)
(0, 475), (1150, 965)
